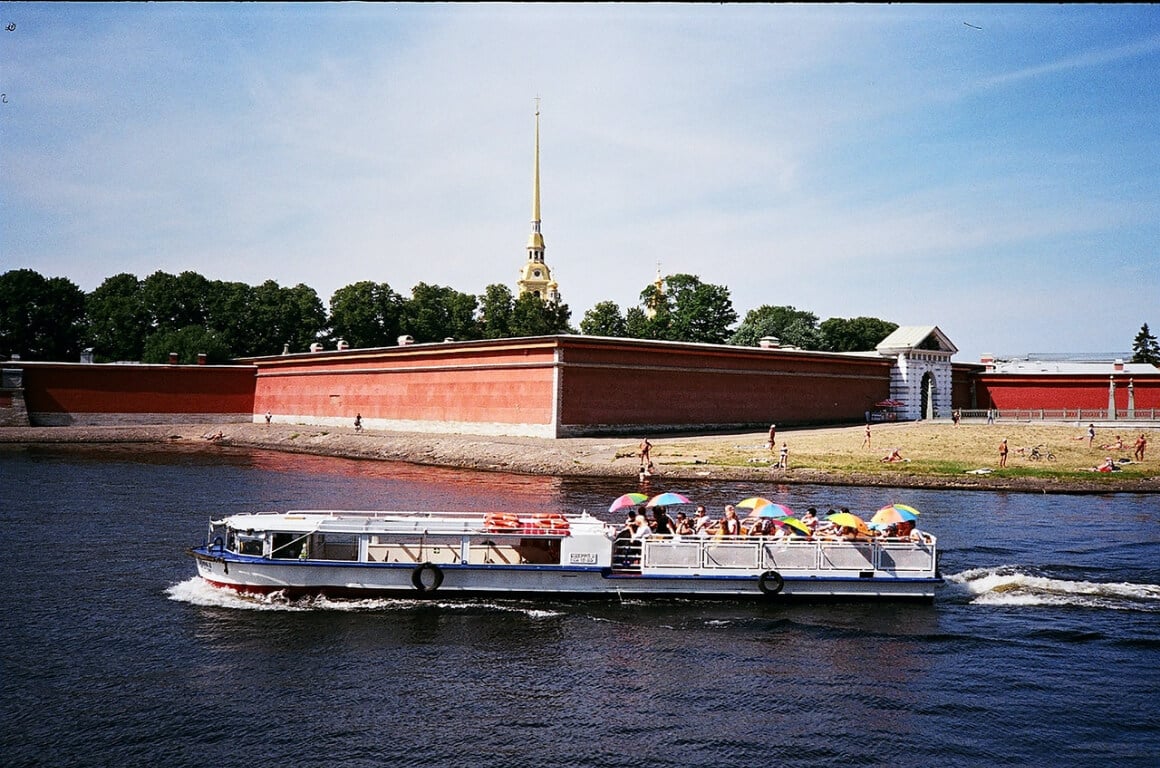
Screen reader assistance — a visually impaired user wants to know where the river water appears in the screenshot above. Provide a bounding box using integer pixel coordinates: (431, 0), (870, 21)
(1, 444), (1157, 768)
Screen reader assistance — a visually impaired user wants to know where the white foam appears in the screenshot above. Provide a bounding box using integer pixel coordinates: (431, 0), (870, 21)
(165, 577), (563, 617)
(945, 567), (1160, 611)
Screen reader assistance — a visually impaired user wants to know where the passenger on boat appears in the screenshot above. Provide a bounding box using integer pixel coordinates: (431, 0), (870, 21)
(632, 512), (652, 540)
(693, 506), (711, 535)
(718, 506), (742, 536)
(909, 526), (932, 544)
(674, 511), (694, 536)
(652, 507), (673, 535)
(801, 508), (819, 532)
(749, 516), (774, 537)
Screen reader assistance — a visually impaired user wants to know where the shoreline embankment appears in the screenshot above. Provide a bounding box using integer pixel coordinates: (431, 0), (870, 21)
(2, 422), (1158, 495)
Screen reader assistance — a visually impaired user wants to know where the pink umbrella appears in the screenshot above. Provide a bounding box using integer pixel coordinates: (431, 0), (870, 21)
(609, 493), (649, 513)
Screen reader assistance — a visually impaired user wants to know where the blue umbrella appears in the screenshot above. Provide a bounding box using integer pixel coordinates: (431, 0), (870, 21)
(647, 492), (691, 507)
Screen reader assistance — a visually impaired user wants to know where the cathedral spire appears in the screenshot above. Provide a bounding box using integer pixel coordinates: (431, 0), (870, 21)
(517, 98), (558, 303)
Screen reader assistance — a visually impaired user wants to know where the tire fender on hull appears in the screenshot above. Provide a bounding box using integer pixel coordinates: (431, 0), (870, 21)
(411, 562), (444, 593)
(758, 570), (784, 596)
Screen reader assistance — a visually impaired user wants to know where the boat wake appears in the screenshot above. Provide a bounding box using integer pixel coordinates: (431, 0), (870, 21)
(165, 577), (564, 617)
(945, 566), (1160, 612)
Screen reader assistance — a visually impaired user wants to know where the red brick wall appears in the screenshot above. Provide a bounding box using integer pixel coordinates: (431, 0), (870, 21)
(554, 337), (893, 434)
(251, 340), (558, 433)
(17, 362), (256, 425)
(975, 374), (1160, 412)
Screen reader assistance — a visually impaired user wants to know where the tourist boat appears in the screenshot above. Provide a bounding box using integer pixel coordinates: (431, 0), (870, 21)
(188, 508), (942, 600)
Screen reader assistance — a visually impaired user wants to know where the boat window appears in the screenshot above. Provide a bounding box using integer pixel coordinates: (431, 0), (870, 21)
(271, 533), (306, 559)
(310, 533), (359, 562)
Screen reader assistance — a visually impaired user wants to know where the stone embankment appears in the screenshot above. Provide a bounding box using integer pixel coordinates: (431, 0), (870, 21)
(1, 421), (1157, 494)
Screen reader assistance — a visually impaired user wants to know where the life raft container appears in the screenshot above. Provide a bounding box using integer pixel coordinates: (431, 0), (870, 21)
(532, 513), (570, 533)
(484, 513), (521, 532)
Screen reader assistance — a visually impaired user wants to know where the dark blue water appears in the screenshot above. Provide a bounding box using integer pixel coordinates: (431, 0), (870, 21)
(2, 444), (1157, 768)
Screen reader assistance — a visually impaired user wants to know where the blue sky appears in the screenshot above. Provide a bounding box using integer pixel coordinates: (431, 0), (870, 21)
(3, 3), (1158, 362)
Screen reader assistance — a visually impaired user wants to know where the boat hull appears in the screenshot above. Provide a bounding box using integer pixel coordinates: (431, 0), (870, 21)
(192, 551), (941, 601)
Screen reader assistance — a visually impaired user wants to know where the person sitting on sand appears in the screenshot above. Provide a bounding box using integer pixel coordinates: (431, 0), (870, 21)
(880, 448), (904, 463)
(1089, 457), (1117, 473)
(1100, 435), (1124, 451)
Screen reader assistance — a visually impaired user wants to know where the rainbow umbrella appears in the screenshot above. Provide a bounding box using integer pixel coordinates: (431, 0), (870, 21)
(736, 497), (774, 510)
(774, 517), (812, 535)
(647, 492), (692, 507)
(609, 493), (649, 513)
(871, 505), (919, 525)
(753, 503), (794, 519)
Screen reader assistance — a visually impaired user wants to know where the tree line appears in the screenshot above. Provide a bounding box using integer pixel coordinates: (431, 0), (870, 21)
(3, 267), (926, 364)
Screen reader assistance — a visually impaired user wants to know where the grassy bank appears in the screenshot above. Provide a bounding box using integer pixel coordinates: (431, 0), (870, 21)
(644, 421), (1158, 491)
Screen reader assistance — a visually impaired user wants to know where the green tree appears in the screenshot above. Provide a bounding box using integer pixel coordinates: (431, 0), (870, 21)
(403, 283), (481, 343)
(244, 281), (327, 356)
(625, 306), (653, 339)
(479, 284), (516, 339)
(329, 281), (405, 348)
(141, 271), (210, 333)
(509, 293), (573, 337)
(85, 273), (149, 362)
(1132, 323), (1160, 365)
(142, 325), (231, 364)
(580, 301), (628, 337)
(0, 269), (87, 361)
(819, 316), (899, 352)
(203, 280), (255, 356)
(663, 274), (737, 344)
(730, 305), (821, 349)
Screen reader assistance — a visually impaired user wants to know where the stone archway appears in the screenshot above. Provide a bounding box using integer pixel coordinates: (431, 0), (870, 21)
(921, 371), (935, 420)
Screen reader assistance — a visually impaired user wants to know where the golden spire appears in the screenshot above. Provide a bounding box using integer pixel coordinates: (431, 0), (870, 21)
(517, 98), (558, 303)
(527, 98), (545, 252)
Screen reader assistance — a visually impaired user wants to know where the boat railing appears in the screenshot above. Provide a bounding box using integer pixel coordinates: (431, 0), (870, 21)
(639, 535), (937, 574)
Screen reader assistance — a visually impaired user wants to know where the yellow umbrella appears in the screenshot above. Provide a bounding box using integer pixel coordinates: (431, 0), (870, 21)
(827, 511), (871, 535)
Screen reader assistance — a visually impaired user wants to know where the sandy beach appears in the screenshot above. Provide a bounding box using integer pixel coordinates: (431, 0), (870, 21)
(2, 420), (1157, 494)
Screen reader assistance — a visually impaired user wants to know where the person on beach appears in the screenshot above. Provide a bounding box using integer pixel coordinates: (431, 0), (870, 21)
(862, 423), (871, 449)
(265, 410), (272, 425)
(999, 438), (1008, 468)
(638, 438), (653, 475)
(777, 441), (789, 469)
(354, 413), (363, 432)
(1088, 424), (1096, 448)
(768, 424), (776, 452)
(1134, 434), (1147, 461)
(880, 448), (903, 463)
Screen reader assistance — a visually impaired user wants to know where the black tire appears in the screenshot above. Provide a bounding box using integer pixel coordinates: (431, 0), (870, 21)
(411, 562), (444, 593)
(757, 570), (784, 596)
